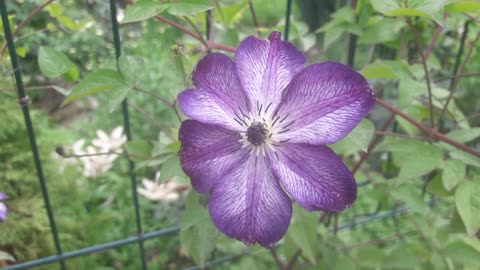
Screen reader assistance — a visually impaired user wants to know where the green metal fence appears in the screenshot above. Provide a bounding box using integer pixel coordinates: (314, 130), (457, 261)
(0, 1), (408, 269)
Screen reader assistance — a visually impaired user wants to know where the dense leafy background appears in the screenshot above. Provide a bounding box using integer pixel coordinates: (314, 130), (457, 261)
(1, 0), (480, 269)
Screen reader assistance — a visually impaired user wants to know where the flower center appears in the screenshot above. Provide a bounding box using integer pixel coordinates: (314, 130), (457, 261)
(234, 101), (294, 157)
(246, 122), (268, 146)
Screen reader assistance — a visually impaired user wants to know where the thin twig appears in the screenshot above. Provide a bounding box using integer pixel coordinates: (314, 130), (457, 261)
(374, 131), (425, 140)
(183, 16), (210, 50)
(375, 98), (480, 158)
(438, 29), (480, 125)
(154, 14), (235, 52)
(127, 101), (174, 138)
(433, 71), (480, 83)
(424, 19), (445, 60)
(0, 0), (54, 57)
(270, 249), (285, 270)
(406, 18), (435, 130)
(351, 113), (396, 174)
(284, 249), (302, 270)
(132, 86), (182, 123)
(63, 150), (146, 160)
(248, 0), (259, 29)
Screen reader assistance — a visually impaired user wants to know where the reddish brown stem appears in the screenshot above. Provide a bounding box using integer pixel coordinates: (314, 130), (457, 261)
(376, 98), (480, 158)
(154, 15), (235, 52)
(0, 0), (54, 57)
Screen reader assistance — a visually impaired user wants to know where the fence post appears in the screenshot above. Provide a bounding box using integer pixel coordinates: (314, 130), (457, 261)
(0, 1), (66, 269)
(108, 1), (148, 269)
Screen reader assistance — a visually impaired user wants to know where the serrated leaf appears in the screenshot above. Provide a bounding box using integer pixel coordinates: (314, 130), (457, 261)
(122, 0), (169, 23)
(180, 192), (219, 267)
(167, 0), (214, 16)
(455, 181), (480, 236)
(286, 204), (318, 264)
(331, 118), (375, 155)
(442, 159), (465, 191)
(118, 55), (145, 85)
(38, 46), (74, 78)
(62, 70), (126, 106)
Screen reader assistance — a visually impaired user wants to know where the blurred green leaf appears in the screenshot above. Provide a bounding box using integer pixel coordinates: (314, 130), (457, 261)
(444, 239), (480, 267)
(331, 118), (375, 155)
(180, 192), (219, 267)
(455, 181), (480, 235)
(122, 0), (168, 23)
(286, 204), (318, 264)
(358, 17), (405, 44)
(446, 128), (480, 143)
(160, 155), (182, 181)
(168, 0), (214, 16)
(442, 159), (465, 191)
(107, 87), (130, 113)
(449, 148), (480, 168)
(118, 55), (145, 86)
(352, 246), (385, 268)
(62, 69), (126, 106)
(38, 46), (74, 78)
(125, 140), (151, 159)
(360, 60), (410, 79)
(445, 1), (480, 13)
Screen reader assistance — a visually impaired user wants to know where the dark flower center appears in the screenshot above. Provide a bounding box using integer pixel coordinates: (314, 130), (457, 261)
(246, 122), (268, 146)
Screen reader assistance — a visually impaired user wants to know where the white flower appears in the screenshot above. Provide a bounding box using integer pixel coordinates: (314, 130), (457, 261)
(80, 146), (117, 178)
(138, 172), (180, 201)
(92, 126), (127, 152)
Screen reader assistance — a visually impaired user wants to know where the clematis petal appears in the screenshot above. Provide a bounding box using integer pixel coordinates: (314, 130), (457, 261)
(209, 155), (292, 248)
(0, 202), (7, 221)
(235, 31), (305, 108)
(275, 62), (375, 145)
(179, 120), (249, 193)
(178, 53), (250, 131)
(272, 142), (356, 212)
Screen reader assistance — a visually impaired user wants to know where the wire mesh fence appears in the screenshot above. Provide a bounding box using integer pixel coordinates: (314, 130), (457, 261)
(0, 0), (412, 269)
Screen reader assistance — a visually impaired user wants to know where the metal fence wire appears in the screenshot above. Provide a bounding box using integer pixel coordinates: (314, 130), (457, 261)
(0, 0), (409, 269)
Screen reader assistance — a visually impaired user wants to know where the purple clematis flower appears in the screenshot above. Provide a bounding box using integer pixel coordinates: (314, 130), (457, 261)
(177, 31), (375, 248)
(0, 192), (7, 222)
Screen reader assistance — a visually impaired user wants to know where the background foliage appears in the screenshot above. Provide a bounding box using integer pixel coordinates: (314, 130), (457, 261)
(1, 0), (480, 269)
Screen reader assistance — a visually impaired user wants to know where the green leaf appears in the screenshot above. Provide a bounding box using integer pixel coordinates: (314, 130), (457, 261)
(160, 156), (183, 181)
(331, 118), (375, 155)
(62, 70), (126, 106)
(122, 0), (169, 23)
(446, 128), (480, 143)
(445, 1), (480, 13)
(391, 185), (427, 213)
(377, 138), (443, 178)
(118, 55), (145, 85)
(426, 173), (451, 198)
(455, 181), (480, 236)
(442, 159), (465, 192)
(180, 192), (219, 267)
(352, 246), (385, 268)
(444, 239), (480, 267)
(384, 8), (431, 18)
(398, 78), (424, 108)
(61, 64), (79, 82)
(358, 17), (406, 44)
(38, 47), (74, 78)
(125, 140), (152, 159)
(370, 0), (400, 13)
(167, 0), (214, 16)
(107, 87), (130, 113)
(286, 204), (318, 264)
(449, 148), (480, 168)
(359, 60), (410, 79)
